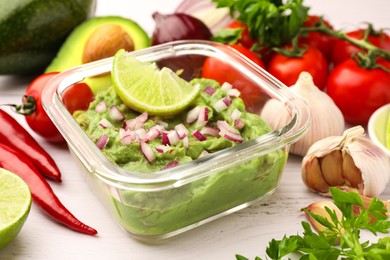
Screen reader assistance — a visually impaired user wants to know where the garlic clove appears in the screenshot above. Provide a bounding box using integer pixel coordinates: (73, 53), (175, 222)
(303, 200), (343, 234)
(302, 125), (390, 197)
(320, 150), (345, 186)
(302, 156), (329, 194)
(261, 71), (345, 156)
(343, 136), (390, 197)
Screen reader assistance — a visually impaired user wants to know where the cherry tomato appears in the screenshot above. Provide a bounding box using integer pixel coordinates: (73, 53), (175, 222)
(331, 29), (390, 66)
(226, 20), (256, 49)
(268, 46), (329, 90)
(62, 82), (94, 115)
(202, 44), (266, 113)
(326, 59), (390, 124)
(24, 72), (94, 143)
(299, 15), (336, 60)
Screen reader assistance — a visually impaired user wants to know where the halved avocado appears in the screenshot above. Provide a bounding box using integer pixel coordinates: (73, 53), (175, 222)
(45, 16), (150, 92)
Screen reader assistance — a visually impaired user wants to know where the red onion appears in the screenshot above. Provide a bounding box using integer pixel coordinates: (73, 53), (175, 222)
(175, 0), (232, 33)
(200, 126), (219, 136)
(135, 128), (147, 141)
(98, 118), (113, 129)
(95, 100), (107, 113)
(151, 12), (212, 46)
(230, 109), (242, 121)
(96, 134), (109, 149)
(155, 145), (171, 154)
(141, 141), (155, 163)
(217, 120), (243, 143)
(144, 126), (162, 141)
(167, 130), (180, 146)
(186, 106), (201, 124)
(109, 105), (124, 122)
(162, 131), (170, 146)
(203, 86), (216, 96)
(234, 119), (245, 129)
(213, 97), (231, 112)
(228, 88), (241, 98)
(199, 150), (209, 158)
(183, 136), (189, 148)
(192, 129), (207, 141)
(119, 128), (136, 145)
(195, 107), (209, 127)
(162, 160), (180, 170)
(174, 123), (189, 139)
(221, 82), (233, 91)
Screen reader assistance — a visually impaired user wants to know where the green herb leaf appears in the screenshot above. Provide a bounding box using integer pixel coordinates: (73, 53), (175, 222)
(212, 28), (243, 44)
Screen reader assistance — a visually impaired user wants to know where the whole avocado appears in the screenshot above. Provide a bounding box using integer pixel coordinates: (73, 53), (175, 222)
(0, 0), (96, 75)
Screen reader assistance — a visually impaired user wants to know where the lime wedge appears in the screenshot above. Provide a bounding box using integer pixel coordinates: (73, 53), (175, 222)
(0, 168), (32, 249)
(386, 111), (390, 149)
(112, 49), (200, 116)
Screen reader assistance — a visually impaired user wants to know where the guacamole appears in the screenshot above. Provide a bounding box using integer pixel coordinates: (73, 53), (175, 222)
(74, 78), (287, 238)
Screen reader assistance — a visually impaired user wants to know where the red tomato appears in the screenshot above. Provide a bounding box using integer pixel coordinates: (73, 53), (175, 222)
(299, 15), (336, 60)
(327, 59), (390, 124)
(202, 44), (266, 113)
(24, 72), (94, 143)
(62, 82), (94, 115)
(226, 20), (256, 49)
(331, 29), (390, 66)
(268, 46), (329, 90)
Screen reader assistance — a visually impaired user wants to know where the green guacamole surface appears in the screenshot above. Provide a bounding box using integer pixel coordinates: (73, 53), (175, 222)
(74, 78), (287, 237)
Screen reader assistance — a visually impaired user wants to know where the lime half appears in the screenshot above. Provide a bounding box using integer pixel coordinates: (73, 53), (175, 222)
(0, 168), (32, 249)
(112, 49), (200, 116)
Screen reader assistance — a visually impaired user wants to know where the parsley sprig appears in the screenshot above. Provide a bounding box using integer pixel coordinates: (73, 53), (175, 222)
(212, 0), (309, 48)
(236, 188), (390, 260)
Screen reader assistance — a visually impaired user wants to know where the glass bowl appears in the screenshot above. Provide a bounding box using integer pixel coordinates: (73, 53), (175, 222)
(41, 40), (310, 241)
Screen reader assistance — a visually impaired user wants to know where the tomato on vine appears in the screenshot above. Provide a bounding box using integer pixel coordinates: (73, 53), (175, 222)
(268, 45), (329, 90)
(331, 28), (390, 66)
(326, 58), (390, 124)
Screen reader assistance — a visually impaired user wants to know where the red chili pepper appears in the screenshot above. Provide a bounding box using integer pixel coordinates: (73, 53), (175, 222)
(0, 143), (97, 235)
(0, 108), (61, 182)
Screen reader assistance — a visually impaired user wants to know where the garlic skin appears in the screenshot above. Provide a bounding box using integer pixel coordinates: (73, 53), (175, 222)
(261, 71), (344, 156)
(302, 126), (390, 197)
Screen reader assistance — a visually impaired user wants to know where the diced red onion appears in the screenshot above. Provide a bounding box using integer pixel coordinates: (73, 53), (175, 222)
(230, 109), (242, 121)
(135, 128), (147, 141)
(167, 130), (180, 146)
(162, 131), (170, 146)
(182, 136), (189, 148)
(186, 106), (201, 124)
(98, 118), (113, 128)
(234, 118), (245, 129)
(203, 86), (216, 96)
(155, 145), (171, 154)
(196, 107), (209, 127)
(213, 97), (230, 112)
(137, 112), (148, 124)
(144, 126), (162, 141)
(200, 126), (219, 136)
(228, 88), (241, 98)
(174, 123), (189, 139)
(217, 120), (240, 135)
(140, 141), (155, 163)
(95, 100), (107, 113)
(162, 160), (180, 170)
(119, 128), (136, 145)
(221, 82), (233, 91)
(96, 134), (109, 149)
(109, 105), (125, 121)
(192, 129), (207, 141)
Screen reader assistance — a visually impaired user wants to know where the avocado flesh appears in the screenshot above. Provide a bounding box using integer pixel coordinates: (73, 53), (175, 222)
(45, 16), (150, 93)
(0, 0), (96, 75)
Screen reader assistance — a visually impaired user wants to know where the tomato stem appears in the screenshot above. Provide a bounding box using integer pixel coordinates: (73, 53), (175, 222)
(300, 21), (390, 69)
(4, 95), (37, 116)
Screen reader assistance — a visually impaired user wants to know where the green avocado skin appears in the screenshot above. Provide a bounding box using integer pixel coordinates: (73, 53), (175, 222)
(0, 0), (96, 75)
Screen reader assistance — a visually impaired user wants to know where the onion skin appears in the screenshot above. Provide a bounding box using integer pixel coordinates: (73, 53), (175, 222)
(151, 12), (212, 45)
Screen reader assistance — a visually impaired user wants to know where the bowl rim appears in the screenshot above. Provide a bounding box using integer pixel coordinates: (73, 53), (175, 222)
(41, 40), (311, 190)
(368, 103), (390, 157)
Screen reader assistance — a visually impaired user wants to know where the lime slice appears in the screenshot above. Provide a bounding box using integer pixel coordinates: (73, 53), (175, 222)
(0, 168), (32, 249)
(386, 111), (390, 149)
(112, 49), (200, 116)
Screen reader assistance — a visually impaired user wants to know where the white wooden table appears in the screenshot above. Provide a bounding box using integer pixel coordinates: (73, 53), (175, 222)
(1, 1), (389, 259)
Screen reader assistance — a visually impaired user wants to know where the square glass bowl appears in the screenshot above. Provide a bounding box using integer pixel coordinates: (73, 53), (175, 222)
(41, 40), (310, 241)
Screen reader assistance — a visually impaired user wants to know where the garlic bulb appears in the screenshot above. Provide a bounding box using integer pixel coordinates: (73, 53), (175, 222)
(261, 71), (345, 156)
(302, 126), (390, 197)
